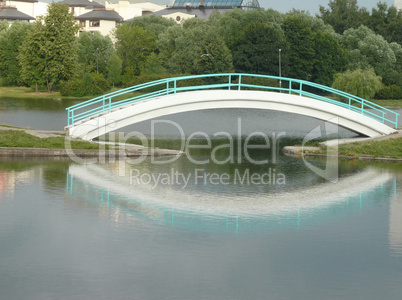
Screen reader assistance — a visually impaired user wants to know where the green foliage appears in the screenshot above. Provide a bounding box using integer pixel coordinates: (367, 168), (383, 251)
(18, 20), (47, 90)
(332, 68), (383, 99)
(157, 18), (234, 75)
(283, 14), (315, 80)
(340, 25), (400, 86)
(0, 20), (8, 32)
(368, 2), (402, 44)
(319, 0), (370, 34)
(232, 21), (287, 75)
(140, 53), (167, 75)
(19, 3), (80, 92)
(232, 76), (279, 91)
(77, 31), (114, 75)
(115, 24), (157, 77)
(374, 85), (402, 100)
(60, 72), (110, 97)
(211, 8), (285, 75)
(311, 31), (348, 86)
(0, 21), (32, 86)
(107, 52), (122, 87)
(129, 15), (177, 36)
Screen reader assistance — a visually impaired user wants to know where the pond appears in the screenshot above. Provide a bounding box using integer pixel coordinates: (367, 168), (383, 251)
(0, 97), (401, 299)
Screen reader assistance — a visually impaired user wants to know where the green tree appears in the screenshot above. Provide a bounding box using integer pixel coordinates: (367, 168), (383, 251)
(340, 25), (400, 86)
(319, 0), (370, 34)
(0, 20), (8, 32)
(129, 15), (177, 36)
(78, 31), (114, 75)
(332, 68), (383, 99)
(115, 24), (157, 78)
(107, 52), (122, 87)
(231, 21), (287, 75)
(283, 14), (315, 80)
(0, 21), (32, 86)
(19, 3), (79, 92)
(311, 31), (348, 86)
(368, 2), (402, 44)
(18, 20), (46, 91)
(213, 8), (284, 52)
(140, 53), (166, 75)
(157, 18), (233, 75)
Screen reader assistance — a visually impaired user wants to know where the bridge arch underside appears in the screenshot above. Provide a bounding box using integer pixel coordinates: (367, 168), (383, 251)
(69, 91), (396, 140)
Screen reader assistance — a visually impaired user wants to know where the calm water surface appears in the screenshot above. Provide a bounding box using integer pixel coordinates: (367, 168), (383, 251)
(0, 97), (402, 299)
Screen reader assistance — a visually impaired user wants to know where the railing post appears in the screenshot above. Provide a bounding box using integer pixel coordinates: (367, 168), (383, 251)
(238, 74), (242, 90)
(167, 80), (169, 95)
(289, 81), (292, 94)
(299, 82), (302, 96)
(174, 79), (177, 94)
(109, 97), (111, 112)
(228, 74), (231, 90)
(395, 114), (399, 129)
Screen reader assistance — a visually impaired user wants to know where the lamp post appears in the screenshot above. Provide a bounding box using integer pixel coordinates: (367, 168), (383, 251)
(96, 48), (99, 74)
(279, 48), (282, 91)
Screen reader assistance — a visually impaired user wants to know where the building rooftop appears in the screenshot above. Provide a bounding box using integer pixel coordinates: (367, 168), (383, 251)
(75, 8), (123, 21)
(172, 0), (260, 9)
(151, 7), (233, 20)
(60, 0), (105, 9)
(0, 6), (35, 20)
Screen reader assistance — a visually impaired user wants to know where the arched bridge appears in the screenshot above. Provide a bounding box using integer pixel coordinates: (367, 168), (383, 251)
(65, 73), (399, 140)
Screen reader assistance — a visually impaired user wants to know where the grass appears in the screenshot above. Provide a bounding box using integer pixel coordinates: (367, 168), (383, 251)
(0, 130), (108, 149)
(336, 137), (402, 159)
(368, 99), (402, 107)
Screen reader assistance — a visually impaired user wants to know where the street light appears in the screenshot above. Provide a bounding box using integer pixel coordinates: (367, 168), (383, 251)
(96, 48), (99, 75)
(279, 48), (282, 91)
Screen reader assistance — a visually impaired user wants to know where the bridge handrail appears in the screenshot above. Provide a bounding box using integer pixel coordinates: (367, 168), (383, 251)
(66, 73), (399, 129)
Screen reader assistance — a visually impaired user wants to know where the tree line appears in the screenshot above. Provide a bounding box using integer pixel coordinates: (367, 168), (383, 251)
(0, 0), (401, 99)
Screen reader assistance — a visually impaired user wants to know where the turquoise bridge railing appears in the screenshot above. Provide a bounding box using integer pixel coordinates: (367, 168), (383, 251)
(66, 73), (399, 129)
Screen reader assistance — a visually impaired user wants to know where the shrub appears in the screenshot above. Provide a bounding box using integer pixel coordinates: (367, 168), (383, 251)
(332, 68), (383, 99)
(60, 73), (110, 97)
(374, 85), (402, 100)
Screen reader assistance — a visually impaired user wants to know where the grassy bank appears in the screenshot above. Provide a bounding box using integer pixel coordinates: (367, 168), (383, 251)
(0, 86), (64, 99)
(335, 137), (402, 159)
(0, 130), (107, 149)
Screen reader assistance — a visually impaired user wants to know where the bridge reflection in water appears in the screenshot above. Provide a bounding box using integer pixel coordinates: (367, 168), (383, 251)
(65, 163), (398, 238)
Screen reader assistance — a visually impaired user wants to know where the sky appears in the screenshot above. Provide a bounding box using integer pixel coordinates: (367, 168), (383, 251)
(147, 0), (396, 15)
(258, 0), (395, 15)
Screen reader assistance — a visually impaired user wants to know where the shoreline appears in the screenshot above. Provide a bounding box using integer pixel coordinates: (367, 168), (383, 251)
(282, 146), (402, 162)
(1, 127), (401, 161)
(282, 129), (402, 162)
(0, 146), (183, 158)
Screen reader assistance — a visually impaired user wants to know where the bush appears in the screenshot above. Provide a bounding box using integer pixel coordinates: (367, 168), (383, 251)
(232, 76), (279, 91)
(332, 68), (383, 99)
(374, 85), (402, 100)
(60, 73), (110, 97)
